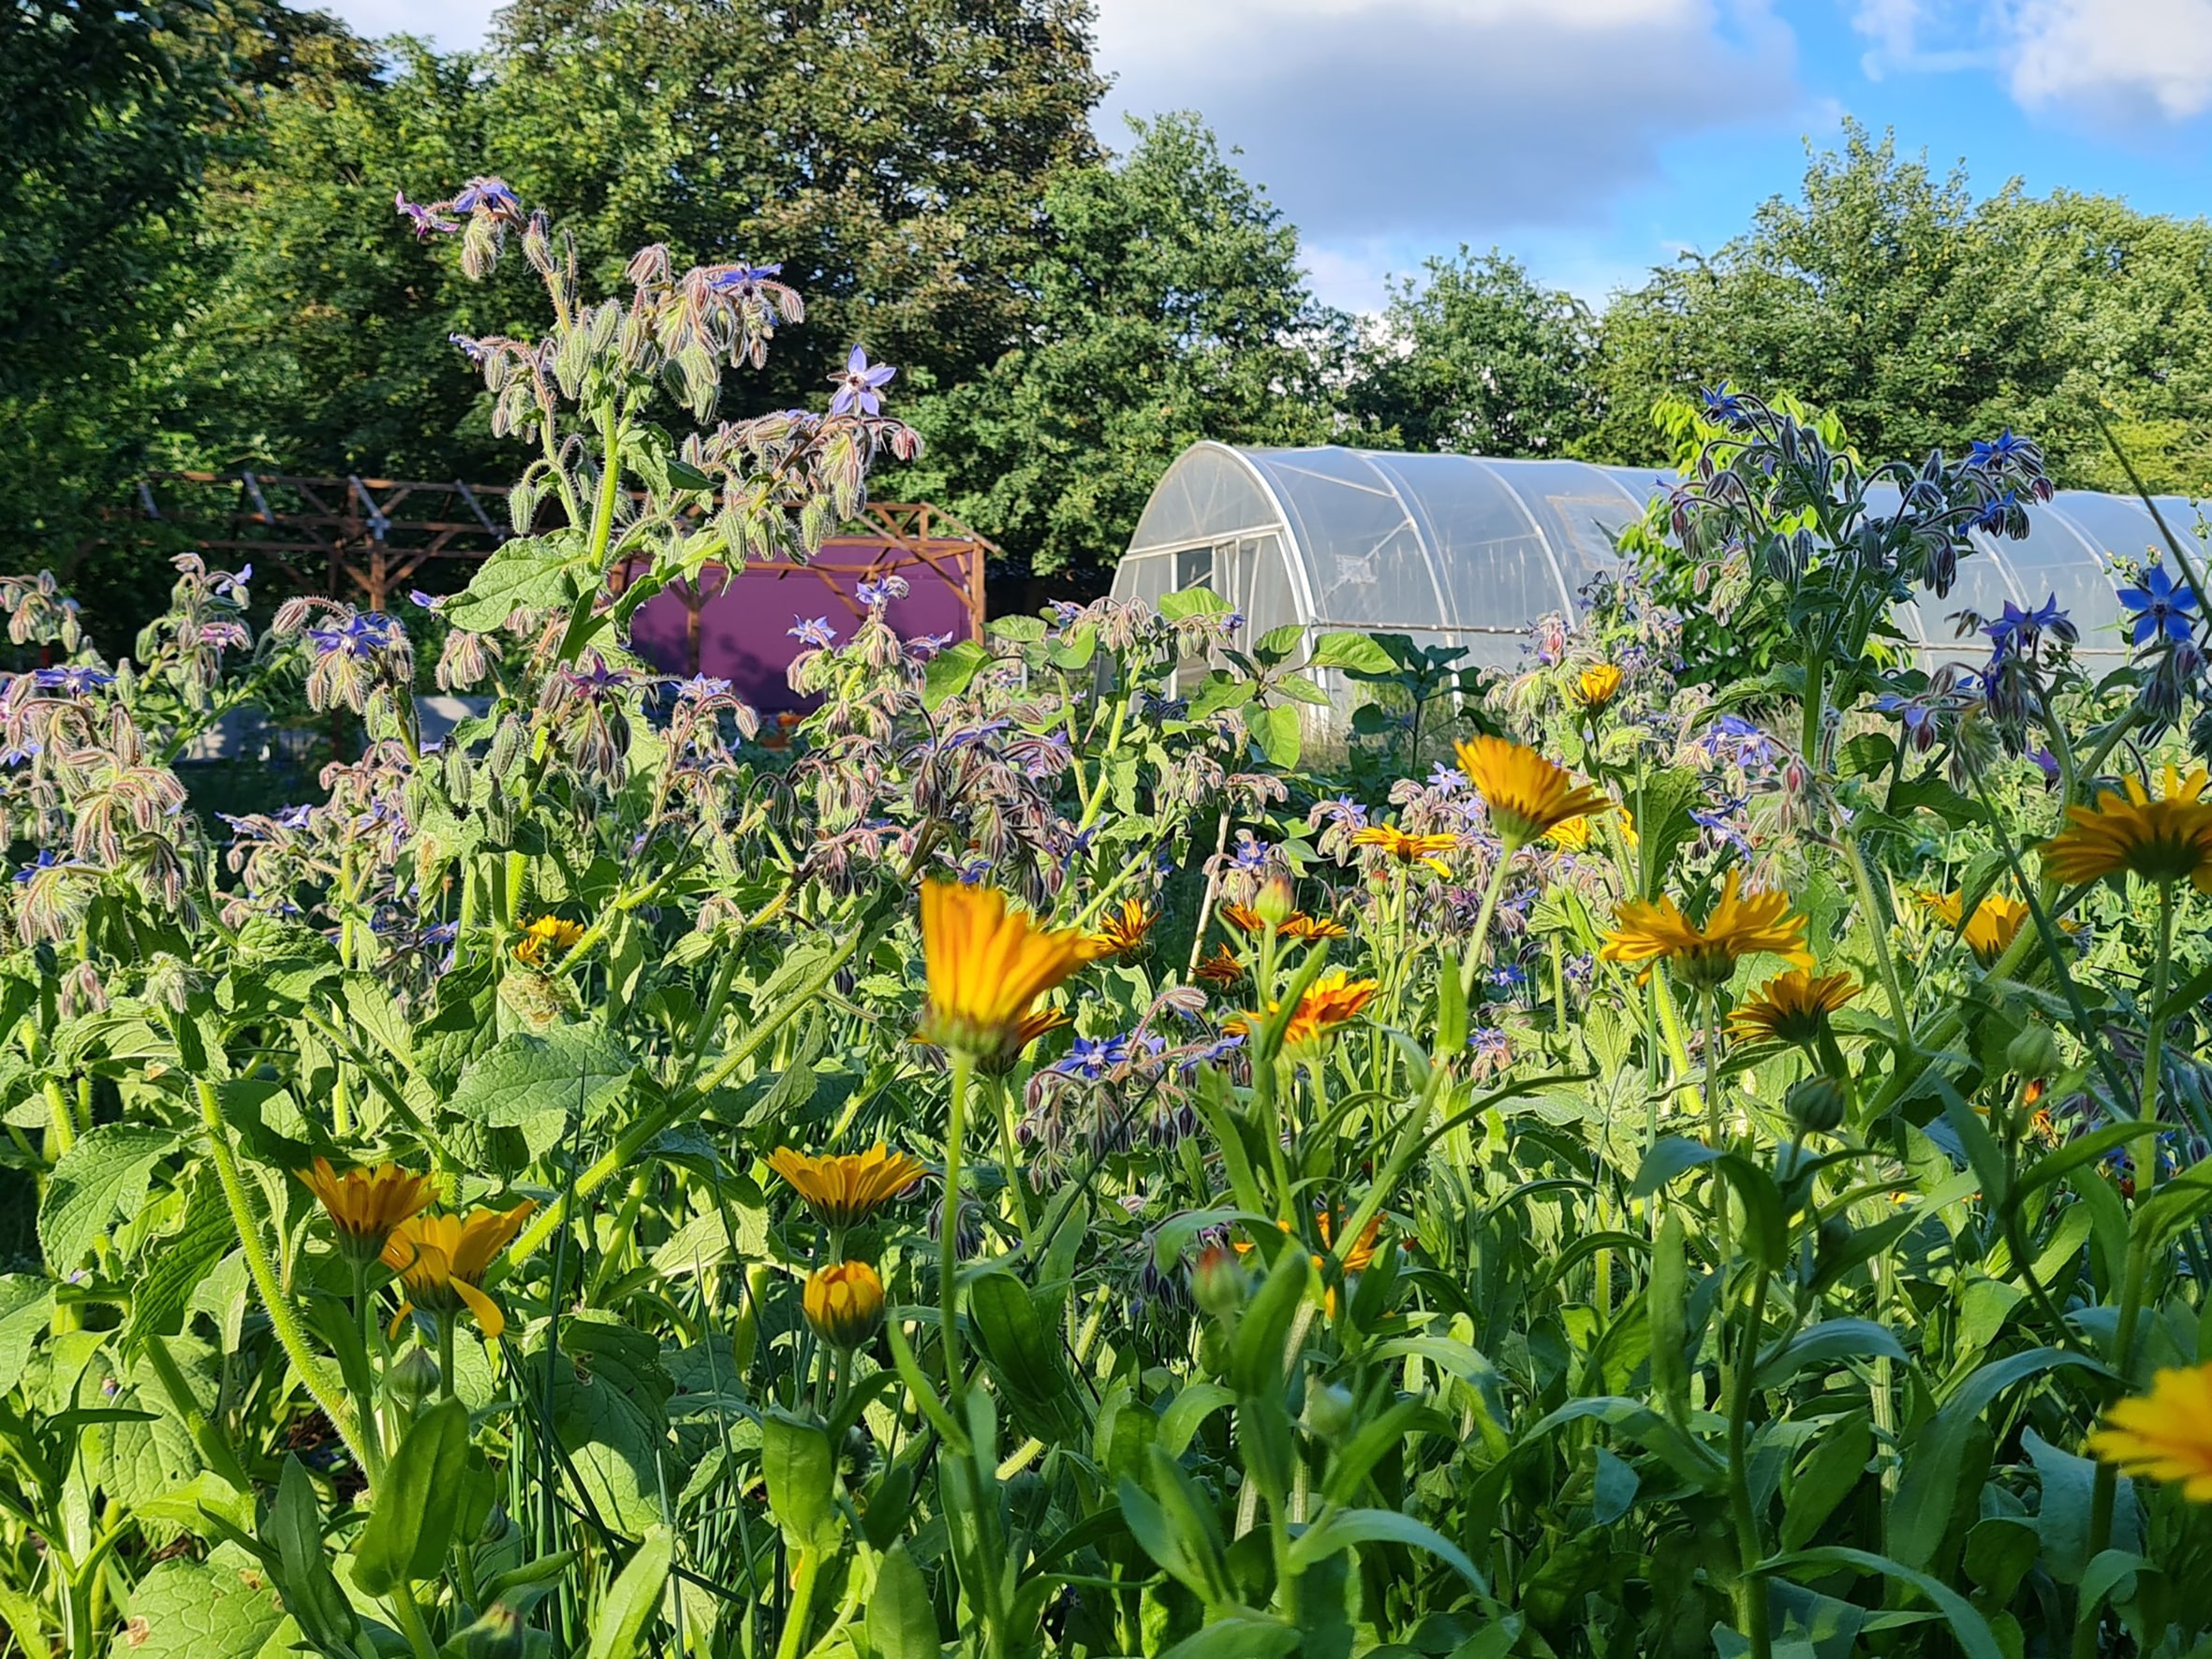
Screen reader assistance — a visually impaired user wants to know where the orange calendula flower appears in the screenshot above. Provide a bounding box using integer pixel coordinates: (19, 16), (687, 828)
(919, 880), (1091, 1061)
(1230, 970), (1379, 1048)
(298, 1159), (436, 1265)
(1728, 968), (1859, 1047)
(1572, 663), (1624, 710)
(1455, 735), (1613, 851)
(1222, 902), (1348, 941)
(2087, 1361), (2212, 1501)
(2041, 767), (2212, 891)
(1236, 1211), (1384, 1315)
(803, 1260), (886, 1348)
(768, 1144), (925, 1228)
(515, 915), (587, 967)
(1086, 898), (1158, 960)
(382, 1201), (538, 1341)
(1350, 824), (1460, 876)
(1194, 944), (1246, 987)
(1600, 868), (1812, 993)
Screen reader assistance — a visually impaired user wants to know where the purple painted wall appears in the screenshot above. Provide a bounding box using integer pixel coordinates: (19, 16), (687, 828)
(624, 550), (977, 713)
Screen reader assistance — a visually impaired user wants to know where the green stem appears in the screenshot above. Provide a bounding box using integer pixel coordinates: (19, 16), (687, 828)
(1840, 825), (1913, 1055)
(942, 1047), (975, 1402)
(387, 1583), (441, 1659)
(196, 1079), (373, 1479)
(1456, 854), (1513, 1010)
(1727, 1268), (1773, 1659)
(437, 1314), (457, 1405)
(2139, 881), (2175, 1122)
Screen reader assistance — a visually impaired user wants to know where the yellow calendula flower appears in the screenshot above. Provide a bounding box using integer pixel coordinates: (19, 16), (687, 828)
(515, 915), (587, 967)
(1350, 824), (1460, 876)
(382, 1201), (538, 1340)
(2087, 1361), (2212, 1501)
(803, 1260), (886, 1348)
(297, 1158), (435, 1265)
(1236, 1211), (1384, 1317)
(1728, 968), (1860, 1047)
(1455, 735), (1613, 852)
(2040, 767), (2212, 891)
(1086, 899), (1158, 960)
(1544, 815), (1593, 852)
(768, 1144), (925, 1228)
(919, 880), (1091, 1062)
(1572, 663), (1624, 710)
(1600, 868), (1812, 993)
(1918, 889), (2037, 966)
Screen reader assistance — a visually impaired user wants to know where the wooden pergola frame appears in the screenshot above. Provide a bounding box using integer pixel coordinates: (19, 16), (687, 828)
(129, 474), (995, 634)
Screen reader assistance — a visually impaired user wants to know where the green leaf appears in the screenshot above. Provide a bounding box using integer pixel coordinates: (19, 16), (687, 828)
(1158, 586), (1233, 622)
(1780, 1411), (1869, 1552)
(261, 1456), (361, 1657)
(1231, 1245), (1309, 1400)
(126, 1167), (236, 1348)
(1244, 701), (1302, 771)
(351, 1397), (470, 1596)
(1760, 1546), (2007, 1659)
(442, 536), (583, 632)
(1754, 1319), (1905, 1388)
(1254, 624), (1305, 664)
(1647, 1211), (1690, 1427)
(762, 1410), (838, 1548)
(111, 1559), (285, 1659)
(586, 1525), (673, 1659)
(1308, 631), (1396, 673)
(1591, 1446), (1639, 1526)
(1285, 1506), (1488, 1590)
(40, 1123), (180, 1272)
(1156, 1616), (1300, 1659)
(922, 639), (991, 711)
(449, 1026), (633, 1126)
(863, 1545), (939, 1659)
(0, 1275), (55, 1396)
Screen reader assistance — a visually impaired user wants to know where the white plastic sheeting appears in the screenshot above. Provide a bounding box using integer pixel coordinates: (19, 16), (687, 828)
(1113, 444), (2205, 700)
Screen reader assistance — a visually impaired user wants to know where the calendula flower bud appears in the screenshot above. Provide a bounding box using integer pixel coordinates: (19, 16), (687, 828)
(803, 1260), (885, 1348)
(1190, 1243), (1247, 1320)
(2007, 1023), (2061, 1079)
(386, 1343), (441, 1406)
(1255, 872), (1297, 929)
(1787, 1075), (1848, 1136)
(1303, 1383), (1356, 1444)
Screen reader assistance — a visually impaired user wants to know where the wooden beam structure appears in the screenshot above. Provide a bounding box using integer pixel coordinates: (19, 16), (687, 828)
(126, 474), (996, 635)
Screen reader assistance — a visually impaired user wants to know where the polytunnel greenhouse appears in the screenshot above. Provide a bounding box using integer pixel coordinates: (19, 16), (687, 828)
(1112, 442), (2204, 724)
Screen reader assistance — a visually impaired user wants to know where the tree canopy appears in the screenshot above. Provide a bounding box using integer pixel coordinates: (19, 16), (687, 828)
(895, 114), (1345, 584)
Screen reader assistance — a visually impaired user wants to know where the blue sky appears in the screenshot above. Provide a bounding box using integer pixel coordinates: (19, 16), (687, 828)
(323, 0), (2212, 311)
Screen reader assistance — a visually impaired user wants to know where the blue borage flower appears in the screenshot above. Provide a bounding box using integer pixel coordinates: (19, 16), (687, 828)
(1700, 382), (1751, 425)
(306, 611), (402, 660)
(829, 346), (897, 417)
(450, 176), (523, 219)
(33, 666), (114, 697)
(1968, 429), (2040, 471)
(1051, 1035), (1130, 1080)
(2118, 564), (2197, 647)
(1871, 692), (1942, 754)
(789, 616), (837, 648)
(1428, 763), (1468, 792)
(1983, 595), (2076, 658)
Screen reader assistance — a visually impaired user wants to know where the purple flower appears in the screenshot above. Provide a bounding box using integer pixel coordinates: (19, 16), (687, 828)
(395, 191), (459, 237)
(1700, 383), (1750, 425)
(212, 565), (252, 596)
(450, 176), (521, 218)
(1053, 1035), (1131, 1080)
(789, 616), (838, 648)
(13, 849), (69, 883)
(558, 653), (630, 699)
(1229, 833), (1273, 873)
(407, 590), (439, 609)
(828, 345), (897, 417)
(1968, 430), (2035, 471)
(2118, 564), (2197, 648)
(1467, 1026), (1511, 1063)
(421, 921), (459, 947)
(1984, 594), (2075, 657)
(711, 262), (784, 295)
(940, 718), (1010, 751)
(1969, 491), (2028, 539)
(907, 631), (955, 659)
(678, 673), (733, 699)
(33, 666), (113, 697)
(306, 611), (400, 660)
(1871, 693), (1940, 754)
(1180, 1033), (1246, 1074)
(1428, 763), (1467, 792)
(1138, 690), (1188, 722)
(275, 804), (314, 830)
(856, 578), (892, 609)
(2030, 747), (2062, 787)
(449, 334), (489, 363)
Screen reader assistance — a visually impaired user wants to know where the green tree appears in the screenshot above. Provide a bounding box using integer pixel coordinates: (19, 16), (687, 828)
(0, 0), (316, 633)
(181, 0), (1104, 483)
(1585, 123), (2212, 492)
(899, 114), (1347, 583)
(1349, 248), (1598, 457)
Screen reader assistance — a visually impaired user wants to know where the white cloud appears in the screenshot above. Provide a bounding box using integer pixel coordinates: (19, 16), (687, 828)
(1852, 0), (2212, 125)
(1096, 0), (1799, 241)
(319, 0), (500, 48)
